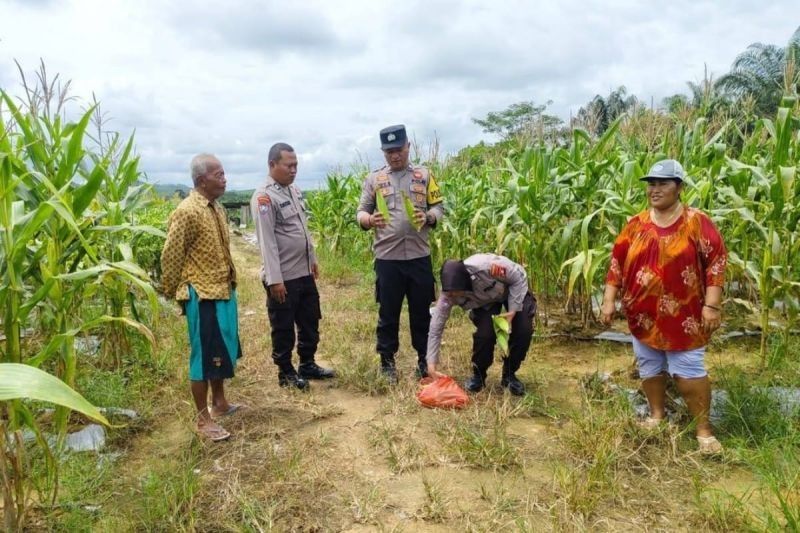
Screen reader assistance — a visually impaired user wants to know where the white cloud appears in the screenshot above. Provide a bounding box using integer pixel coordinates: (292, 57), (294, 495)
(1, 0), (797, 190)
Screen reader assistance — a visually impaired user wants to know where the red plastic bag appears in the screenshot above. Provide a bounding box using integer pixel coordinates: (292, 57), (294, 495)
(416, 376), (469, 409)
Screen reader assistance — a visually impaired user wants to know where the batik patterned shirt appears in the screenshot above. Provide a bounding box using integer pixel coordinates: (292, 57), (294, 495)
(161, 190), (237, 302)
(606, 207), (727, 351)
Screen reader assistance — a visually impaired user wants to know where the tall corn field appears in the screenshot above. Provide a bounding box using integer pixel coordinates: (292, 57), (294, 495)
(0, 65), (162, 531)
(309, 99), (800, 361)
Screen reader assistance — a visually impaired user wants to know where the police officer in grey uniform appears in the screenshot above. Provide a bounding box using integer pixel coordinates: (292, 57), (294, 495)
(426, 254), (536, 395)
(251, 142), (334, 390)
(357, 125), (444, 382)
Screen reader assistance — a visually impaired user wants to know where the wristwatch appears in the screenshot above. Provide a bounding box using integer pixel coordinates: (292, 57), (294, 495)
(425, 212), (436, 226)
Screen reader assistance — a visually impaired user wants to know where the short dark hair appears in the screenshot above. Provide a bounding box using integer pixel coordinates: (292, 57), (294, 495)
(440, 260), (472, 292)
(268, 143), (294, 164)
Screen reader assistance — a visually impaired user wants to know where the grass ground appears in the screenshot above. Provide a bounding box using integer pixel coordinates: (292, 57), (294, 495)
(33, 234), (800, 532)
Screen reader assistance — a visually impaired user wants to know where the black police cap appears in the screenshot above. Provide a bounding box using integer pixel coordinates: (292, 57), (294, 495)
(379, 124), (407, 150)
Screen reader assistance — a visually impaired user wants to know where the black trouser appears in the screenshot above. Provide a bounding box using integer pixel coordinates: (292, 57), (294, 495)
(469, 292), (536, 376)
(374, 256), (435, 361)
(265, 275), (321, 368)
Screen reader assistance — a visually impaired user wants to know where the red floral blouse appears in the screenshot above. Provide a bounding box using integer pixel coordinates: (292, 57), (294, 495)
(605, 207), (727, 351)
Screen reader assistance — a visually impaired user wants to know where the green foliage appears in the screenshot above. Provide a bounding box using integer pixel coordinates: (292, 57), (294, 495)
(492, 316), (509, 354)
(0, 364), (109, 425)
(0, 64), (159, 530)
(304, 172), (372, 257)
(309, 97), (800, 345)
(574, 86), (638, 136)
(151, 183), (191, 199)
(76, 366), (132, 408)
(437, 406), (521, 470)
(715, 367), (799, 447)
(375, 185), (391, 222)
(219, 188), (255, 204)
(135, 460), (200, 530)
(131, 196), (175, 281)
(715, 25), (800, 117)
(472, 100), (563, 140)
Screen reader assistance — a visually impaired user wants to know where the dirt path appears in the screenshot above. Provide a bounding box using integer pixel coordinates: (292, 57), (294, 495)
(95, 234), (755, 531)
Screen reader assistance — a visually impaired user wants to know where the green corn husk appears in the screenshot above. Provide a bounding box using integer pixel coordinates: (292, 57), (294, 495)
(402, 191), (423, 231)
(375, 189), (390, 223)
(492, 316), (510, 354)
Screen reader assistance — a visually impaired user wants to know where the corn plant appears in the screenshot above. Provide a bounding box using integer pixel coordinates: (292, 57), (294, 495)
(1, 69), (159, 529)
(304, 172), (371, 257)
(308, 96), (800, 356)
(0, 364), (109, 531)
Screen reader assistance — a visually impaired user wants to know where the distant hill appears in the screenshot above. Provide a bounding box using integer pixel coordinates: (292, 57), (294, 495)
(150, 183), (258, 204)
(220, 189), (255, 204)
(152, 183), (191, 198)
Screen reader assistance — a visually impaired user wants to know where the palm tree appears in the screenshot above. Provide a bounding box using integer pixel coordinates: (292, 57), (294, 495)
(574, 86), (638, 136)
(715, 26), (800, 116)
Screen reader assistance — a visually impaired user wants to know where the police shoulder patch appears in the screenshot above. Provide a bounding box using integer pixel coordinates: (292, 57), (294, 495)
(489, 263), (507, 278)
(257, 194), (271, 214)
(427, 173), (443, 205)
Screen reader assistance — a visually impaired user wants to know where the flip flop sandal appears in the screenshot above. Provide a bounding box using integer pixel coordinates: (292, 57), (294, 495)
(197, 423), (231, 442)
(210, 404), (246, 419)
(697, 436), (723, 454)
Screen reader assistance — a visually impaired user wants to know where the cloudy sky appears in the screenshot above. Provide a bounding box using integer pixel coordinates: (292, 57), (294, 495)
(1, 1), (797, 190)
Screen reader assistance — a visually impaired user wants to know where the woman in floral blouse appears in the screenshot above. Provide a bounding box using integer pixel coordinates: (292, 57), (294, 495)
(601, 159), (727, 454)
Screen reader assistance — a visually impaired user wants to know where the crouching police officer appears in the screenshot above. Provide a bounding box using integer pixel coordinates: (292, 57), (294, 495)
(356, 125), (444, 383)
(251, 142), (334, 390)
(426, 254), (536, 395)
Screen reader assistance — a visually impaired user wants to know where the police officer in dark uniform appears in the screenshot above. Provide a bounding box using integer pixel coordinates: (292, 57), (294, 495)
(356, 125), (445, 382)
(426, 254), (537, 395)
(251, 143), (334, 390)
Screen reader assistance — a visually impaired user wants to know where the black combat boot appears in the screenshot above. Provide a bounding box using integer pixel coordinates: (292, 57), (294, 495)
(299, 361), (335, 380)
(416, 355), (428, 379)
(278, 364), (309, 390)
(464, 365), (486, 393)
(379, 353), (398, 385)
(501, 359), (525, 396)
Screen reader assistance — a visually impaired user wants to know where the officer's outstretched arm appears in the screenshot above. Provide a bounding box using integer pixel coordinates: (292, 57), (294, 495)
(426, 295), (453, 375)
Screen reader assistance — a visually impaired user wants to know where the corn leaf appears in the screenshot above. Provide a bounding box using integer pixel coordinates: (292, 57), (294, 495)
(375, 189), (390, 223)
(0, 363), (109, 425)
(402, 191), (422, 231)
(492, 315), (510, 334)
(492, 316), (510, 354)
